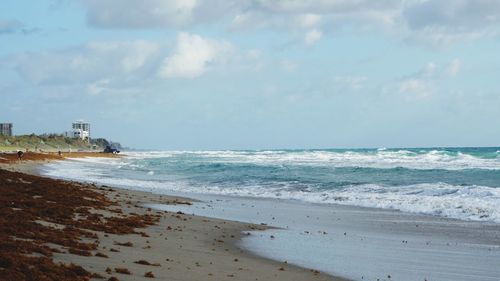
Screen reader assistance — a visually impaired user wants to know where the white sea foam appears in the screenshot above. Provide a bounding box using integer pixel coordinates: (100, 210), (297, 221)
(42, 158), (500, 223)
(125, 149), (500, 170)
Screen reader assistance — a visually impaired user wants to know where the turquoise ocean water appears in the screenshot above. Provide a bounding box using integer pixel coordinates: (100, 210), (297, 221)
(44, 147), (500, 223)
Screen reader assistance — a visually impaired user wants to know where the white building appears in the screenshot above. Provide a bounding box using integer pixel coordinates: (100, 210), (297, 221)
(65, 120), (90, 141)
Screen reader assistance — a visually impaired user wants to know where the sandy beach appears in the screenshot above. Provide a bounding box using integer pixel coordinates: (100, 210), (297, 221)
(35, 150), (500, 281)
(0, 153), (346, 281)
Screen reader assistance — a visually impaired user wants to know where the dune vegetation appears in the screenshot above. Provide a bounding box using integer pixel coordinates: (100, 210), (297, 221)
(0, 134), (120, 152)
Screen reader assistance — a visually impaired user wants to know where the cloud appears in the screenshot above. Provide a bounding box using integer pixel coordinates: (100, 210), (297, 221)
(304, 29), (322, 45)
(447, 59), (461, 77)
(0, 19), (42, 36)
(76, 0), (500, 47)
(5, 33), (257, 99)
(254, 0), (401, 15)
(80, 0), (199, 28)
(295, 13), (321, 28)
(0, 19), (24, 34)
(86, 79), (110, 95)
(78, 0), (401, 38)
(404, 0), (500, 31)
(12, 40), (160, 85)
(387, 59), (461, 101)
(402, 0), (500, 46)
(159, 33), (233, 79)
(396, 62), (438, 99)
(397, 78), (434, 100)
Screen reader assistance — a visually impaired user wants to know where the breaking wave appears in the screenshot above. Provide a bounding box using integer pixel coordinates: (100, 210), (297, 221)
(42, 147), (500, 223)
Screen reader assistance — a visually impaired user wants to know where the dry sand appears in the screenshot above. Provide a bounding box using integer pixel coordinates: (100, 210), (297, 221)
(0, 153), (347, 281)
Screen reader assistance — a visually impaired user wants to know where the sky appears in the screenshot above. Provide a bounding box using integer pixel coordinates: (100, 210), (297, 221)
(0, 0), (499, 150)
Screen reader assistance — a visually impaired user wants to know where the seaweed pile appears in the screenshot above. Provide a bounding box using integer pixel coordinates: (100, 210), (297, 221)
(0, 152), (63, 163)
(0, 152), (117, 164)
(0, 169), (158, 280)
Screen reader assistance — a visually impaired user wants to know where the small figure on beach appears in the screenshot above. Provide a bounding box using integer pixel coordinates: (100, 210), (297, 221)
(17, 150), (24, 160)
(58, 150), (62, 156)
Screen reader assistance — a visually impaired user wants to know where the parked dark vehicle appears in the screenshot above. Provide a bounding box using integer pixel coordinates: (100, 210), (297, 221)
(103, 145), (120, 154)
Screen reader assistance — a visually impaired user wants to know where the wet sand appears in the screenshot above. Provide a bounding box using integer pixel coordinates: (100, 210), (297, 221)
(0, 153), (346, 281)
(148, 192), (500, 281)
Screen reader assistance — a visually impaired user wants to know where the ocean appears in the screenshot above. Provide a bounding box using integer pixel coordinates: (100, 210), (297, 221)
(41, 147), (500, 281)
(43, 147), (500, 223)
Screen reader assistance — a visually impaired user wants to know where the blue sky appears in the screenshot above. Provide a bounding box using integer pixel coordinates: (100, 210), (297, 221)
(1, 0), (499, 149)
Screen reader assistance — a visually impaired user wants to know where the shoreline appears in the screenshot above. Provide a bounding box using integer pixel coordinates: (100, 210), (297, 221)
(0, 152), (347, 281)
(5, 151), (500, 280)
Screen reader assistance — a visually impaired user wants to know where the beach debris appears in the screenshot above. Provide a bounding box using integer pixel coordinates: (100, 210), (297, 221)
(69, 248), (92, 256)
(91, 272), (105, 279)
(106, 267), (112, 274)
(134, 260), (161, 266)
(110, 248), (120, 252)
(310, 269), (320, 275)
(114, 241), (133, 247)
(114, 267), (131, 275)
(171, 199), (192, 205)
(95, 252), (109, 258)
(107, 277), (119, 281)
(144, 271), (155, 278)
(278, 267), (285, 271)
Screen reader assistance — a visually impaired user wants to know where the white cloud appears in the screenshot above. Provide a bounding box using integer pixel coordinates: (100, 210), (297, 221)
(397, 62), (437, 99)
(420, 62), (437, 78)
(447, 59), (461, 77)
(7, 32), (257, 93)
(397, 78), (434, 100)
(388, 59), (461, 101)
(304, 29), (323, 45)
(159, 33), (233, 79)
(295, 14), (321, 28)
(119, 41), (160, 72)
(87, 79), (110, 95)
(13, 40), (160, 85)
